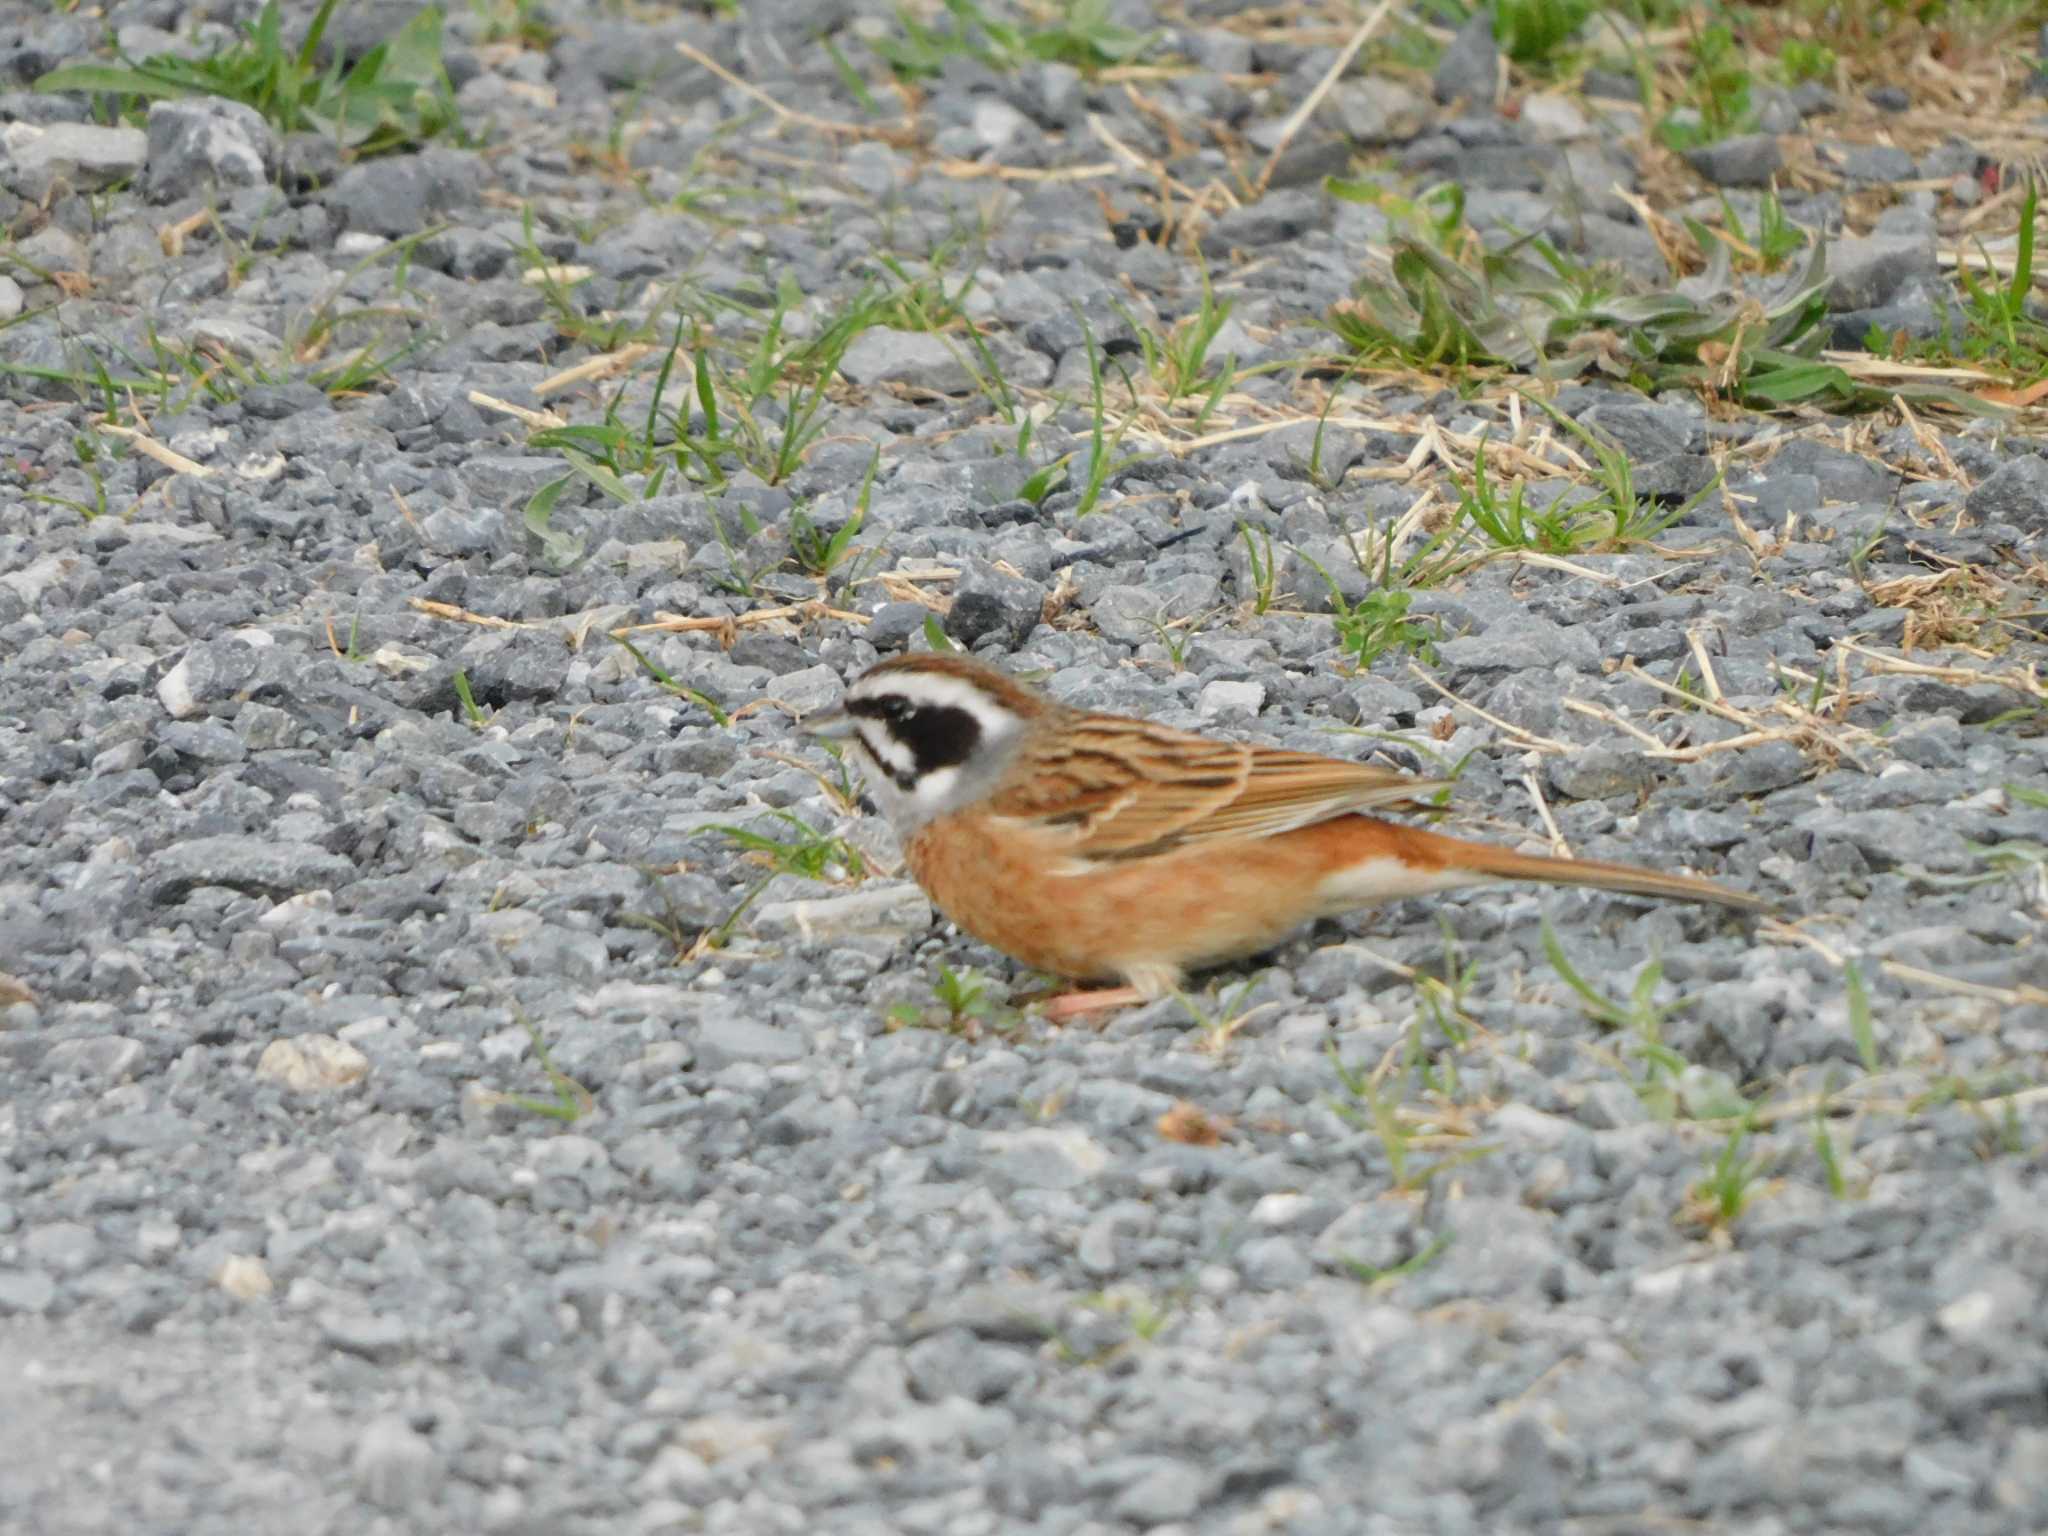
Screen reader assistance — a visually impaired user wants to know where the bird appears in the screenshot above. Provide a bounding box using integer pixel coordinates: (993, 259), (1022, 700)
(801, 651), (1773, 1019)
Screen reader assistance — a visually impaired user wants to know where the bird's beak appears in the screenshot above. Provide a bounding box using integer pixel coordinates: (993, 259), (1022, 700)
(800, 703), (856, 740)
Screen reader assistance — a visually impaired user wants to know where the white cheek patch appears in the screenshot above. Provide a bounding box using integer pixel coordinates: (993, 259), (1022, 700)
(908, 764), (962, 813)
(856, 722), (917, 781)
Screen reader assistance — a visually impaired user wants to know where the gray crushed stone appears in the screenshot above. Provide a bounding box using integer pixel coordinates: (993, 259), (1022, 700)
(4, 3), (2048, 1535)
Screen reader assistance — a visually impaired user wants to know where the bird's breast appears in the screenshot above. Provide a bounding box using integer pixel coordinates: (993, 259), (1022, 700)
(901, 811), (1446, 982)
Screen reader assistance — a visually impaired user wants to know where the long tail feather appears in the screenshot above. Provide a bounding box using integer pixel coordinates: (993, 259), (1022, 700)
(1383, 823), (1775, 913)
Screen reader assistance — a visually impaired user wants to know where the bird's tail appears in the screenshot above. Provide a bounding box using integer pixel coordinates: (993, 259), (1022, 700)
(1363, 821), (1776, 914)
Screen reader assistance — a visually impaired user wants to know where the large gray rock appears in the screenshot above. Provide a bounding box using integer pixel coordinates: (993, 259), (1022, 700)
(322, 148), (481, 236)
(144, 96), (278, 202)
(1826, 234), (1939, 311)
(1, 122), (147, 195)
(1965, 453), (2048, 535)
(945, 559), (1044, 648)
(838, 329), (978, 395)
(1684, 132), (1784, 187)
(143, 837), (357, 904)
(1434, 13), (1500, 105)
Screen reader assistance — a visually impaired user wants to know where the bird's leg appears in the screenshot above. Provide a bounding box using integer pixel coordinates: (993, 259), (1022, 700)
(1037, 986), (1149, 1023)
(1035, 963), (1181, 1025)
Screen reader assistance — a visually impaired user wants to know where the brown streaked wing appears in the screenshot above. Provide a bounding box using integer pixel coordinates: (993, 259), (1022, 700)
(987, 713), (1445, 860)
(985, 714), (1249, 853)
(1182, 743), (1446, 846)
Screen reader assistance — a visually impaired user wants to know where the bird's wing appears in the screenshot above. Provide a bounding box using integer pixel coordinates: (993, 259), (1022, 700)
(986, 713), (1444, 862)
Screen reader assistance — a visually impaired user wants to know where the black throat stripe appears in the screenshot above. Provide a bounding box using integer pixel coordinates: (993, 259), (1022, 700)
(847, 696), (984, 783)
(857, 726), (920, 791)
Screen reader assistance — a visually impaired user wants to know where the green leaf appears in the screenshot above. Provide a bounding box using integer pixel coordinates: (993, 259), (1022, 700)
(1677, 1063), (1752, 1120)
(1017, 453), (1072, 504)
(1742, 358), (1856, 404)
(293, 0), (338, 73)
(2009, 179), (2037, 310)
(374, 3), (448, 88)
(692, 345), (721, 441)
(1541, 918), (1630, 1029)
(35, 63), (192, 98)
(530, 423), (627, 454)
(523, 473), (584, 567)
(1325, 176), (1384, 205)
(559, 448), (636, 505)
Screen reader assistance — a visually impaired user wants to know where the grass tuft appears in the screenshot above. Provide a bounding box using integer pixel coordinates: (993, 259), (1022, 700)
(38, 0), (458, 155)
(715, 811), (866, 883)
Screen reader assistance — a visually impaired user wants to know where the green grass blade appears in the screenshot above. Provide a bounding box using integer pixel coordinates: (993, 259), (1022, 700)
(1844, 960), (1880, 1074)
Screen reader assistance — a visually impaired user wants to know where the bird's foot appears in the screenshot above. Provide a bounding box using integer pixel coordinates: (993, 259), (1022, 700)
(1036, 986), (1149, 1024)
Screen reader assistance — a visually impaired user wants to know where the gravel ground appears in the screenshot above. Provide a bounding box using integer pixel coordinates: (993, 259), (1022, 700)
(5, 2), (2048, 1533)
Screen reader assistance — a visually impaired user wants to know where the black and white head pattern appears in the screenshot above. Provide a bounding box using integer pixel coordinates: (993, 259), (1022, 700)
(838, 667), (1024, 831)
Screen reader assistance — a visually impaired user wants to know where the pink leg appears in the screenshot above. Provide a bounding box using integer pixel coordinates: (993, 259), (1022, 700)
(1037, 986), (1149, 1023)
